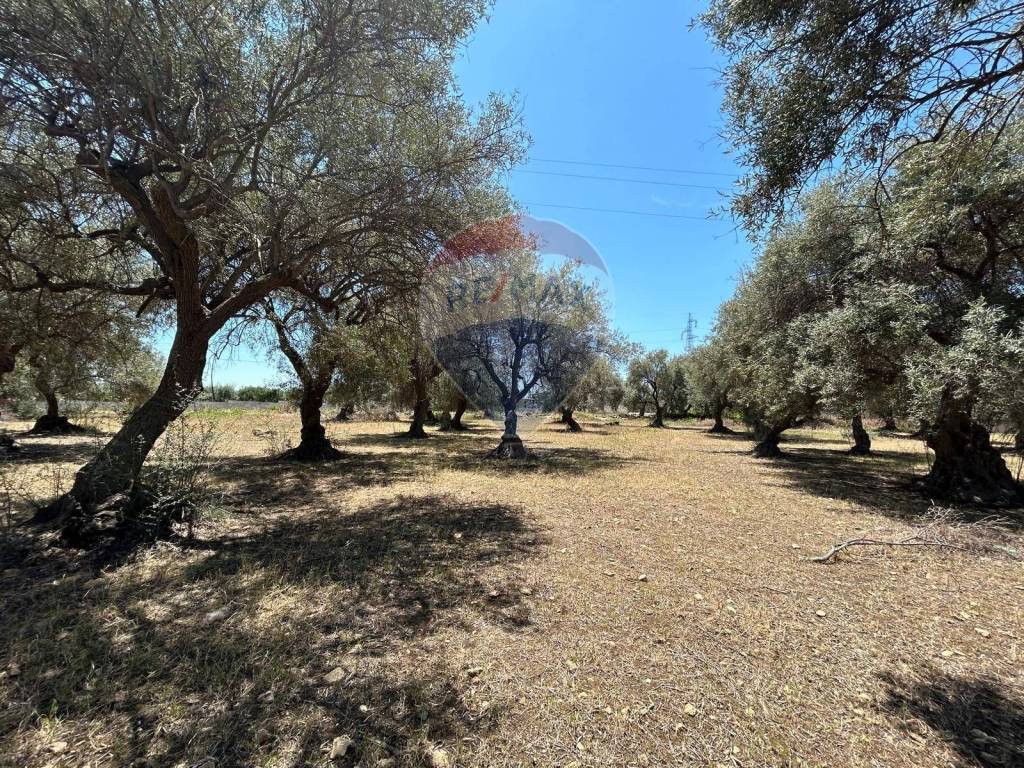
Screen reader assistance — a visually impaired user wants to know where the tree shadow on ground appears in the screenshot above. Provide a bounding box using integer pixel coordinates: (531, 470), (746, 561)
(880, 665), (1024, 768)
(0, 434), (105, 464)
(208, 450), (419, 509)
(0, 494), (541, 767)
(760, 446), (937, 522)
(339, 428), (636, 478)
(769, 446), (1024, 528)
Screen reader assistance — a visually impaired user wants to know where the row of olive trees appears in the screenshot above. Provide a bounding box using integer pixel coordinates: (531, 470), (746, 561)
(0, 0), (526, 542)
(691, 129), (1024, 503)
(697, 0), (1024, 505)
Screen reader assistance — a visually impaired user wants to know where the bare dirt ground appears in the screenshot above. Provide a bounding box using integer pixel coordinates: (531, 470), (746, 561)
(1, 412), (1022, 768)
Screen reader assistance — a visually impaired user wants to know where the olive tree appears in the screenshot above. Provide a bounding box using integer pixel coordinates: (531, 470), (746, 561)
(715, 184), (873, 455)
(626, 350), (686, 429)
(683, 337), (737, 433)
(703, 0), (1024, 228)
(561, 357), (626, 428)
(428, 253), (609, 458)
(865, 127), (1024, 500)
(20, 300), (153, 433)
(0, 0), (522, 533)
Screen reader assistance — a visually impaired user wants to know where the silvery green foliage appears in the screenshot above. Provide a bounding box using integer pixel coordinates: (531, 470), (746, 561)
(905, 300), (1024, 427)
(626, 349), (687, 421)
(800, 281), (927, 419)
(713, 183), (874, 434)
(702, 0), (1024, 228)
(682, 337), (735, 416)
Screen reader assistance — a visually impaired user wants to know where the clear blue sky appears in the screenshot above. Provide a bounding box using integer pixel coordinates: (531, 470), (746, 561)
(187, 0), (753, 387)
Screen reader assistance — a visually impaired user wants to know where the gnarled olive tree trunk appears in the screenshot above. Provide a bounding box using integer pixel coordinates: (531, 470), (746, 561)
(707, 398), (734, 434)
(490, 400), (527, 458)
(924, 390), (1022, 504)
(28, 380), (84, 434)
(406, 353), (439, 439)
(849, 414), (871, 455)
(270, 312), (343, 462)
(648, 402), (665, 428)
(42, 324), (211, 532)
(751, 423), (787, 457)
(560, 406), (582, 432)
(439, 395), (469, 432)
(282, 379), (341, 461)
(451, 395), (468, 430)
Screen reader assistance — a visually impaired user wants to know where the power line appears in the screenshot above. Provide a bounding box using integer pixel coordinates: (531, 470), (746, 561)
(528, 156), (741, 178)
(513, 168), (725, 190)
(523, 201), (719, 220)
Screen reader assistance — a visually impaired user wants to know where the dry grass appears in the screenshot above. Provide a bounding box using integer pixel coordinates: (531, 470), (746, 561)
(1, 412), (1023, 768)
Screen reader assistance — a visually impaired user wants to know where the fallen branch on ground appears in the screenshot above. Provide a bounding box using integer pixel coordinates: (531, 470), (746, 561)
(810, 535), (964, 563)
(810, 505), (1018, 564)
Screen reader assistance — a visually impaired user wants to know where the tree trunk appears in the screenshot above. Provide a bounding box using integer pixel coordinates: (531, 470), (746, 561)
(408, 398), (429, 438)
(490, 402), (528, 458)
(924, 391), (1022, 504)
(560, 406), (582, 432)
(849, 414), (872, 455)
(333, 403), (354, 421)
(909, 419), (929, 439)
(406, 355), (433, 439)
(28, 384), (84, 434)
(451, 396), (468, 430)
(39, 326), (212, 538)
(638, 402), (646, 418)
(1015, 430), (1024, 452)
(881, 414), (898, 431)
(752, 423), (786, 457)
(648, 404), (665, 428)
(707, 401), (734, 434)
(281, 382), (341, 461)
(0, 342), (22, 429)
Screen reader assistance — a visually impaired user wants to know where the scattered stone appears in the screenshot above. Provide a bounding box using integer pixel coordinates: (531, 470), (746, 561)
(815, 610), (827, 617)
(49, 741), (68, 755)
(330, 735), (353, 760)
(975, 627), (991, 638)
(427, 746), (452, 768)
(637, 573), (648, 582)
(466, 666), (484, 677)
(258, 689), (274, 703)
(202, 606), (232, 624)
(684, 703), (698, 717)
(519, 587), (533, 596)
(324, 667), (347, 684)
(375, 759), (396, 768)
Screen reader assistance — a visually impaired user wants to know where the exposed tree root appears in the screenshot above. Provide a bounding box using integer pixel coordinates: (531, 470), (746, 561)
(488, 435), (531, 459)
(751, 439), (782, 458)
(278, 438), (343, 461)
(27, 414), (87, 435)
(707, 423), (735, 434)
